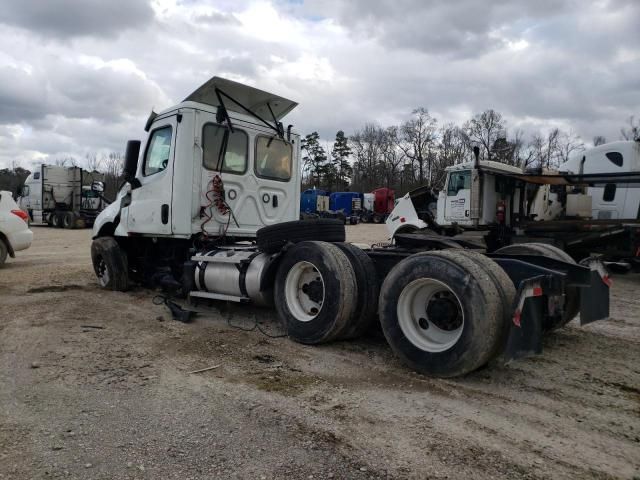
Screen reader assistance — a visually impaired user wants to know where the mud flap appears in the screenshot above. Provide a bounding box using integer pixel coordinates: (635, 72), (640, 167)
(579, 261), (611, 325)
(505, 279), (546, 360)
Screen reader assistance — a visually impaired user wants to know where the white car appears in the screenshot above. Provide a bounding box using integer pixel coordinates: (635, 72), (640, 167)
(0, 190), (33, 266)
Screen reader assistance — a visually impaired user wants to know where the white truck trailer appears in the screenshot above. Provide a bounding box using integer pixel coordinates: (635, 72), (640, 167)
(19, 165), (107, 228)
(90, 76), (611, 378)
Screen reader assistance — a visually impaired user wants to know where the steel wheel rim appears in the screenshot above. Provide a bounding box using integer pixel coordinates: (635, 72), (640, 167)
(284, 261), (325, 322)
(96, 257), (110, 287)
(397, 278), (464, 353)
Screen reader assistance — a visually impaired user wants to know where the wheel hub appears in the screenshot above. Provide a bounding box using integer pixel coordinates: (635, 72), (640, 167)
(396, 278), (465, 353)
(284, 261), (325, 322)
(426, 292), (463, 331)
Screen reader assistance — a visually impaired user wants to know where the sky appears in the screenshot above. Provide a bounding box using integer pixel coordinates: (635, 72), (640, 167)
(0, 0), (638, 169)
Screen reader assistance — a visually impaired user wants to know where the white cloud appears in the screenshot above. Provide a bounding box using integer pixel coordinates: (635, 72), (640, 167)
(0, 0), (638, 169)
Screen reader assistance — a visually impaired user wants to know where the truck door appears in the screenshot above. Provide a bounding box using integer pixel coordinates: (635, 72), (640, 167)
(198, 119), (298, 236)
(444, 170), (472, 225)
(127, 116), (177, 234)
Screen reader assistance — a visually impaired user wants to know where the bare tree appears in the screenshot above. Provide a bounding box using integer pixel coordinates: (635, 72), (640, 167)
(85, 152), (103, 172)
(102, 152), (123, 200)
(464, 110), (506, 161)
(620, 115), (639, 141)
(432, 124), (469, 188)
(593, 135), (607, 146)
(350, 123), (387, 191)
(397, 108), (438, 185)
(557, 130), (585, 164)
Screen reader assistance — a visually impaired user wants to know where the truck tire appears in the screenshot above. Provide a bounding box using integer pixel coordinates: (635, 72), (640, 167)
(54, 213), (64, 228)
(63, 212), (77, 229)
(0, 239), (7, 266)
(256, 219), (345, 254)
(494, 243), (579, 329)
(453, 249), (516, 357)
(274, 241), (356, 344)
(334, 242), (379, 339)
(91, 237), (129, 291)
(378, 250), (503, 377)
(47, 213), (56, 227)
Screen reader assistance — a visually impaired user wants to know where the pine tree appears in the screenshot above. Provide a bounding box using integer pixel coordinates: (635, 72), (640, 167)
(331, 130), (352, 190)
(301, 132), (327, 187)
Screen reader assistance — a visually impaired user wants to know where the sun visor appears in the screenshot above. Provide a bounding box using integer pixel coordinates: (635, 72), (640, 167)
(184, 76), (298, 121)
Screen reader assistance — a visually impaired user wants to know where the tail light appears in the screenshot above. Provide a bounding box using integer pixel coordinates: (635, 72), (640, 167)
(11, 209), (29, 223)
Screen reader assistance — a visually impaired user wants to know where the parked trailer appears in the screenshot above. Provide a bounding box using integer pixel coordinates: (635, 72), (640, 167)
(90, 77), (611, 377)
(300, 188), (330, 215)
(18, 165), (107, 228)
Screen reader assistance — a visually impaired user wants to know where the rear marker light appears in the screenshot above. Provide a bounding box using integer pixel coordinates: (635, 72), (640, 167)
(400, 217), (406, 223)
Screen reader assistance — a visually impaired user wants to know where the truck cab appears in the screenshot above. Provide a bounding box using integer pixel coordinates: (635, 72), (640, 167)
(560, 141), (640, 220)
(94, 77), (301, 241)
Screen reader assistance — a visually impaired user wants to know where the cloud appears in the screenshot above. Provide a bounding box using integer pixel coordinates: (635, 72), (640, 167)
(0, 0), (638, 169)
(0, 0), (155, 38)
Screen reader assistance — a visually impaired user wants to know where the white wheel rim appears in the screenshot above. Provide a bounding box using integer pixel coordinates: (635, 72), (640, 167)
(284, 261), (325, 322)
(397, 278), (464, 353)
(96, 258), (110, 287)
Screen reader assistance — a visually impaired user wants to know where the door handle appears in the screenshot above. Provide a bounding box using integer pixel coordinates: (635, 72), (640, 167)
(272, 195), (278, 207)
(161, 204), (169, 224)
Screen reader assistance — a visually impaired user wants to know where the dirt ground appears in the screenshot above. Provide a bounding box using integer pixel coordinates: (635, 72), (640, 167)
(1, 224), (639, 480)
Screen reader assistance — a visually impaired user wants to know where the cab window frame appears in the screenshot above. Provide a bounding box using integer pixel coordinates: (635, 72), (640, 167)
(254, 134), (293, 182)
(447, 170), (471, 196)
(202, 122), (249, 175)
(142, 125), (173, 177)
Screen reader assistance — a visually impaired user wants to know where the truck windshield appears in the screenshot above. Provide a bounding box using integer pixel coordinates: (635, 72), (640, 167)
(202, 123), (248, 174)
(255, 136), (292, 181)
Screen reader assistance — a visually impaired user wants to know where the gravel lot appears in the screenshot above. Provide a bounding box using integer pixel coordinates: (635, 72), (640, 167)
(1, 225), (639, 479)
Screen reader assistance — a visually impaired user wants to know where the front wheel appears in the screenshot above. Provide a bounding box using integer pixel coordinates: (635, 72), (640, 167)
(379, 250), (503, 377)
(91, 237), (129, 291)
(0, 240), (8, 266)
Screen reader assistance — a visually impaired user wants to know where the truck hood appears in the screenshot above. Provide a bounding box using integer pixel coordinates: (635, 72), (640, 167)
(184, 76), (298, 121)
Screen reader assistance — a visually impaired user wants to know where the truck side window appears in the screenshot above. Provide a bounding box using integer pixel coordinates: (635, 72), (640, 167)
(255, 136), (292, 181)
(603, 183), (616, 202)
(143, 126), (173, 176)
(447, 171), (470, 196)
(22, 185), (30, 196)
(202, 123), (248, 174)
(33, 172), (40, 180)
(605, 152), (623, 167)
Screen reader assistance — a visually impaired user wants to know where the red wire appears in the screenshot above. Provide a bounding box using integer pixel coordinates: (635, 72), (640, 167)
(201, 174), (230, 237)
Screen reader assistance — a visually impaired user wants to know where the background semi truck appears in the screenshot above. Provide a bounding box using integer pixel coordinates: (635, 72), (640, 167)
(388, 142), (640, 264)
(90, 76), (611, 378)
(19, 165), (108, 229)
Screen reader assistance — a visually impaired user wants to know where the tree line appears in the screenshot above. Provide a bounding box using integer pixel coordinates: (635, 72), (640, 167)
(302, 111), (640, 194)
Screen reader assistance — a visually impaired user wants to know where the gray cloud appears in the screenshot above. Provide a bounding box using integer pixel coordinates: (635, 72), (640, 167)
(0, 0), (638, 168)
(0, 0), (154, 38)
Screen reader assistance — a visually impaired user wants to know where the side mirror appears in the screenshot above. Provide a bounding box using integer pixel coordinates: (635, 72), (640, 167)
(17, 185), (23, 196)
(124, 140), (141, 182)
(91, 181), (105, 193)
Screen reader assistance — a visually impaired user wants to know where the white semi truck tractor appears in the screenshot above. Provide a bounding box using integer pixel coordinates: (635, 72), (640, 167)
(91, 77), (611, 377)
(19, 165), (107, 228)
